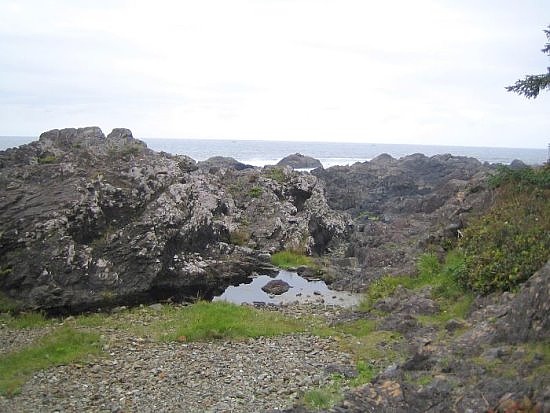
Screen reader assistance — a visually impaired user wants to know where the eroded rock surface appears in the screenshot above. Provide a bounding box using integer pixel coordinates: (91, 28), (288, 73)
(0, 127), (349, 313)
(312, 153), (493, 290)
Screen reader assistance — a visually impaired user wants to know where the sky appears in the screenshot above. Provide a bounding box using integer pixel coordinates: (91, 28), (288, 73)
(0, 1), (548, 149)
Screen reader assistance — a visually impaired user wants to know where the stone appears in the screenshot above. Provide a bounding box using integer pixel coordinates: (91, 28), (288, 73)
(261, 280), (291, 295)
(276, 153), (322, 169)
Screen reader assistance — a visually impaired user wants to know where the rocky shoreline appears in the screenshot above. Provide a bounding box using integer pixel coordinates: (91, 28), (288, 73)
(1, 127), (548, 412)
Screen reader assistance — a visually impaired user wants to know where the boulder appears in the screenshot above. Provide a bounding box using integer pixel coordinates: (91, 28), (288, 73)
(198, 156), (253, 171)
(261, 279), (291, 295)
(277, 153), (322, 169)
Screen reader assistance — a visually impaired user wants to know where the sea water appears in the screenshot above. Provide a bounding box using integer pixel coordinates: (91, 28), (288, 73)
(0, 136), (547, 166)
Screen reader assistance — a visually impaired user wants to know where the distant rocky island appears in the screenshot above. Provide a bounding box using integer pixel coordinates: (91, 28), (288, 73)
(0, 127), (548, 412)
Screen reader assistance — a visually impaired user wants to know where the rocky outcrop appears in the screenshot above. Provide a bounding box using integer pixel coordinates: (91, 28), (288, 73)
(312, 153), (493, 290)
(494, 258), (550, 343)
(198, 156), (253, 171)
(0, 127), (349, 313)
(277, 153), (322, 169)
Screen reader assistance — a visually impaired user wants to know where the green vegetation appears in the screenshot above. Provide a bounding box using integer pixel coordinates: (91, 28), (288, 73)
(0, 292), (20, 313)
(271, 250), (313, 269)
(248, 186), (263, 198)
(360, 252), (470, 312)
(146, 301), (308, 342)
(229, 229), (251, 246)
(0, 327), (101, 396)
(359, 251), (474, 330)
(506, 26), (550, 99)
(302, 376), (343, 410)
(37, 154), (57, 164)
(0, 312), (53, 329)
(266, 167), (286, 183)
(458, 165), (550, 293)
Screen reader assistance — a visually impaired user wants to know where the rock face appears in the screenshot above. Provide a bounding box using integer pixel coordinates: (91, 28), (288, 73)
(312, 153), (493, 290)
(494, 258), (550, 343)
(0, 127), (349, 313)
(277, 153), (323, 169)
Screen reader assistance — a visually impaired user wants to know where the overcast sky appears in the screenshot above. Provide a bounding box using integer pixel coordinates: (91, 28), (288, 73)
(0, 1), (548, 148)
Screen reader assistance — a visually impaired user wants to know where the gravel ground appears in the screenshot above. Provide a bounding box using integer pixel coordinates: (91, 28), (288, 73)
(0, 306), (355, 413)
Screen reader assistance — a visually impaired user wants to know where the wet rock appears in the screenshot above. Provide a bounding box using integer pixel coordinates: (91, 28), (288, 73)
(261, 280), (291, 295)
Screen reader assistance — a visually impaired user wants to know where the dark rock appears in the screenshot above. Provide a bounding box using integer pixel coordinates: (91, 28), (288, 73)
(198, 156), (253, 171)
(325, 363), (358, 378)
(0, 127), (348, 313)
(493, 258), (550, 343)
(402, 352), (436, 371)
(509, 159), (528, 169)
(277, 153), (322, 169)
(261, 280), (291, 295)
(312, 153), (492, 290)
(374, 286), (439, 315)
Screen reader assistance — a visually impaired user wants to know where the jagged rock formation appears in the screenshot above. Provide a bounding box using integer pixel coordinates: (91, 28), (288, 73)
(277, 153), (323, 169)
(312, 153), (493, 290)
(0, 127), (349, 313)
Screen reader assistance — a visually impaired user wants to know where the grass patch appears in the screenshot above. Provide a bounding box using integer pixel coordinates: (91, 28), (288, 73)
(0, 327), (101, 396)
(360, 251), (472, 317)
(271, 250), (312, 269)
(266, 167), (287, 183)
(229, 229), (251, 246)
(0, 312), (53, 329)
(248, 186), (263, 198)
(302, 375), (344, 410)
(37, 154), (57, 164)
(0, 292), (21, 313)
(150, 301), (309, 342)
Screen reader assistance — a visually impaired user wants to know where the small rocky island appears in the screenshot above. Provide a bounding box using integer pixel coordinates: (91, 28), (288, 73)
(0, 127), (548, 412)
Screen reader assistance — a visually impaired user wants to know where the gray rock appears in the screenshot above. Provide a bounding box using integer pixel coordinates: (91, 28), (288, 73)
(261, 280), (291, 295)
(277, 153), (322, 169)
(0, 127), (349, 313)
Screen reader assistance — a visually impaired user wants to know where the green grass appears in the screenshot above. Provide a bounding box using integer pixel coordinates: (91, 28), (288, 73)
(151, 301), (309, 342)
(0, 292), (20, 313)
(302, 375), (344, 410)
(0, 327), (101, 396)
(360, 251), (472, 315)
(266, 167), (287, 183)
(248, 186), (263, 198)
(271, 250), (312, 269)
(0, 312), (53, 329)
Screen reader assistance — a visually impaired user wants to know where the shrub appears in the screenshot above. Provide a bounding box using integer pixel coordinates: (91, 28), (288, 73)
(458, 165), (550, 293)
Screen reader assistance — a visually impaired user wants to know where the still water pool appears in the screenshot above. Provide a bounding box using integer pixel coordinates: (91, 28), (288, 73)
(213, 270), (361, 307)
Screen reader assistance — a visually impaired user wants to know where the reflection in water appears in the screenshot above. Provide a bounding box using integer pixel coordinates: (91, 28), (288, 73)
(213, 270), (361, 307)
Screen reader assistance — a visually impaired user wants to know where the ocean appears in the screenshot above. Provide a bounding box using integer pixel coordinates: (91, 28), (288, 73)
(0, 136), (547, 167)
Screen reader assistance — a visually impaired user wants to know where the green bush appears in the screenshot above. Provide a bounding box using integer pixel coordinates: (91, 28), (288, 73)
(458, 165), (550, 293)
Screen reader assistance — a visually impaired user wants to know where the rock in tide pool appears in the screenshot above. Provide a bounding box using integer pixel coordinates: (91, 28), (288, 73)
(261, 280), (291, 295)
